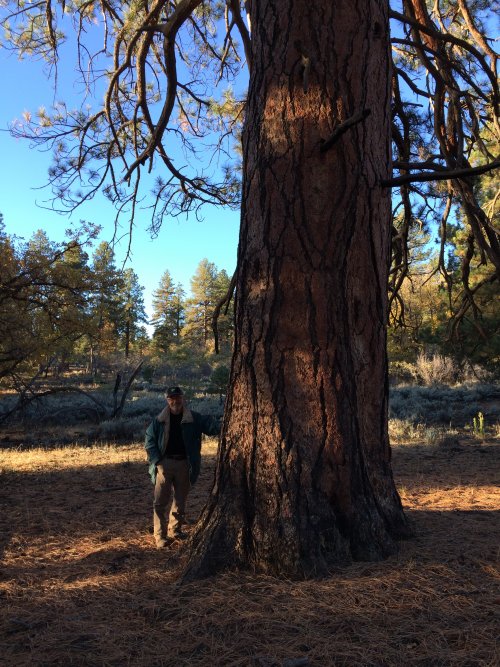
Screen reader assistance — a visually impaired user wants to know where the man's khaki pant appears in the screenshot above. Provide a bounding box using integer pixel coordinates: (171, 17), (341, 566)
(153, 458), (190, 543)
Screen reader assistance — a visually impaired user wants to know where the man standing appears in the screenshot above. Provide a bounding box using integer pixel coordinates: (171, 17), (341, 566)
(145, 386), (221, 548)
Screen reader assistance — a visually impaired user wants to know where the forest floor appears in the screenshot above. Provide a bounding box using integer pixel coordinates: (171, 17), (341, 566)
(0, 431), (499, 666)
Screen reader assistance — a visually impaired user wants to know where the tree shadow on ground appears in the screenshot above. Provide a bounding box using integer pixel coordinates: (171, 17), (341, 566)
(0, 452), (217, 562)
(1, 442), (498, 666)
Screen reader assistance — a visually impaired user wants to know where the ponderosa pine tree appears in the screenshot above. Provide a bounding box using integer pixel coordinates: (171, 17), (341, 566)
(24, 231), (59, 371)
(212, 268), (234, 355)
(88, 242), (124, 374)
(186, 0), (410, 577)
(151, 269), (185, 354)
(49, 240), (92, 372)
(120, 268), (148, 358)
(0, 218), (26, 380)
(184, 259), (222, 351)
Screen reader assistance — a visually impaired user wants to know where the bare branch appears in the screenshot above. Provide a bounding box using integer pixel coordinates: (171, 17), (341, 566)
(229, 0), (252, 72)
(319, 109), (371, 154)
(381, 159), (500, 187)
(212, 271), (237, 354)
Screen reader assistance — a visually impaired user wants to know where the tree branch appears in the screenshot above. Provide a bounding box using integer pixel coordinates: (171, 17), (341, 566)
(319, 109), (371, 154)
(381, 159), (500, 187)
(212, 271), (237, 354)
(390, 8), (499, 106)
(229, 0), (252, 72)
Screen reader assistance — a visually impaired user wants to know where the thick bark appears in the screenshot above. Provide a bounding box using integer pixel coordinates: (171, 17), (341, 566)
(186, 0), (409, 579)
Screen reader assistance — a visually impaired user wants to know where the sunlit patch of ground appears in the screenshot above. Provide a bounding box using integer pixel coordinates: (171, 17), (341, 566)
(1, 436), (498, 666)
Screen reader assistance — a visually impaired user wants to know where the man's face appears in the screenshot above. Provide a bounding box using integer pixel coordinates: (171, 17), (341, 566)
(167, 395), (183, 415)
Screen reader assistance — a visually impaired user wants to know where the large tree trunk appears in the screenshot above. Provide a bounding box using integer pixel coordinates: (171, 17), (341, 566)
(186, 0), (410, 578)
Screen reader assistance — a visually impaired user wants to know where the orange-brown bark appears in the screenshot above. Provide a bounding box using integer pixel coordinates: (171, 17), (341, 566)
(186, 0), (409, 579)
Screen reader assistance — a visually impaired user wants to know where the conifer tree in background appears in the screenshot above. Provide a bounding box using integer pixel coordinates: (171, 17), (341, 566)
(0, 218), (97, 382)
(0, 217), (26, 380)
(388, 0), (499, 346)
(212, 269), (234, 355)
(120, 268), (148, 358)
(183, 259), (221, 351)
(0, 217), (150, 383)
(49, 239), (92, 372)
(88, 242), (124, 375)
(151, 269), (185, 355)
(24, 230), (59, 372)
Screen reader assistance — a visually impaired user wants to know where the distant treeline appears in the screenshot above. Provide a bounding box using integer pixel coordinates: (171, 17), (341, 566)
(0, 218), (498, 389)
(0, 219), (233, 384)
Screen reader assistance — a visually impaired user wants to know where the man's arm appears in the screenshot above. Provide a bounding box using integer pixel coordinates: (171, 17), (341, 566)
(144, 419), (162, 464)
(197, 412), (222, 437)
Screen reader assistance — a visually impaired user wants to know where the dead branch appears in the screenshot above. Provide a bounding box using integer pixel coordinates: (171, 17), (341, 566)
(212, 271), (237, 354)
(381, 159), (500, 187)
(0, 386), (107, 425)
(319, 109), (371, 154)
(229, 0), (252, 72)
(112, 360), (144, 419)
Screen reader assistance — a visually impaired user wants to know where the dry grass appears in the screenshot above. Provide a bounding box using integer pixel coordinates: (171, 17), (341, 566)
(1, 434), (499, 667)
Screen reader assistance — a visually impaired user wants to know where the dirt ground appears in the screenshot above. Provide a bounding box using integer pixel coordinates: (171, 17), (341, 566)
(0, 435), (499, 666)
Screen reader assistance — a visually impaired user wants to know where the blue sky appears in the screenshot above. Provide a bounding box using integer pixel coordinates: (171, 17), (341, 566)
(0, 44), (241, 323)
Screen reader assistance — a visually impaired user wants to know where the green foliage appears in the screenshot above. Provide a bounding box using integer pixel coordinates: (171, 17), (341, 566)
(0, 219), (100, 382)
(1, 0), (498, 380)
(0, 218), (154, 386)
(141, 365), (155, 383)
(208, 364), (230, 397)
(0, 210), (237, 397)
(388, 218), (499, 368)
(120, 268), (148, 358)
(151, 270), (185, 355)
(183, 259), (233, 353)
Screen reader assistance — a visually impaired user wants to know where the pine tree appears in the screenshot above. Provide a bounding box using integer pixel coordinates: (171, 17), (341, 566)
(183, 259), (220, 351)
(0, 219), (26, 380)
(151, 270), (185, 354)
(88, 242), (124, 374)
(120, 268), (148, 358)
(212, 268), (234, 355)
(0, 220), (95, 381)
(49, 239), (92, 372)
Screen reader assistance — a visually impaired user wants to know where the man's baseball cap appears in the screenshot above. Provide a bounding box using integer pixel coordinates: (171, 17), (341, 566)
(166, 386), (184, 397)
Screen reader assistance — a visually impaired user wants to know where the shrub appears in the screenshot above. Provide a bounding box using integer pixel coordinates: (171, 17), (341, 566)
(414, 352), (459, 386)
(123, 393), (164, 419)
(97, 417), (146, 441)
(388, 360), (418, 385)
(389, 383), (500, 427)
(190, 396), (223, 416)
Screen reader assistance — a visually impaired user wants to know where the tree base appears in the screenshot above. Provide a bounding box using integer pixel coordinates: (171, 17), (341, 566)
(183, 478), (411, 581)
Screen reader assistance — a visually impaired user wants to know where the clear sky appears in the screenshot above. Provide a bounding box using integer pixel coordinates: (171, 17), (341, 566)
(0, 44), (241, 325)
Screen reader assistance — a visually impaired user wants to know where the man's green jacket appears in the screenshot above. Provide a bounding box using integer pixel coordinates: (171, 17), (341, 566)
(144, 405), (220, 485)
